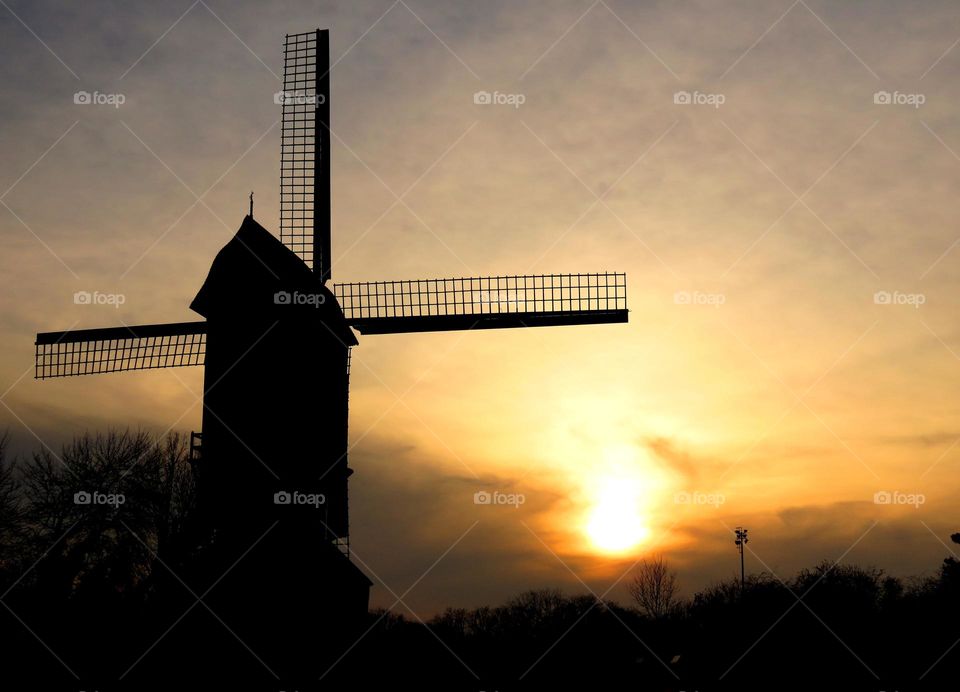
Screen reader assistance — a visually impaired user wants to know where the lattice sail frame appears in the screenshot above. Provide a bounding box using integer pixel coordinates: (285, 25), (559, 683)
(33, 274), (626, 376)
(335, 273), (628, 333)
(337, 273), (626, 318)
(279, 29), (331, 280)
(35, 322), (206, 379)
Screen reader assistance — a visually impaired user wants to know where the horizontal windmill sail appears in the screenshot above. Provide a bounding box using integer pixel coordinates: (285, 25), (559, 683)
(335, 272), (628, 334)
(34, 274), (625, 377)
(35, 321), (207, 379)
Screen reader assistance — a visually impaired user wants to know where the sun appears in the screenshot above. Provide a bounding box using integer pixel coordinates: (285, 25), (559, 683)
(582, 445), (657, 555)
(585, 478), (651, 554)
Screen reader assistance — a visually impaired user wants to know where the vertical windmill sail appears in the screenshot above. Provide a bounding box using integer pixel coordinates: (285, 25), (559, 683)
(280, 29), (332, 282)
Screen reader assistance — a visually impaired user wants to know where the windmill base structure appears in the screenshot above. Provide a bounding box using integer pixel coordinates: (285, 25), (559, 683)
(32, 27), (628, 680)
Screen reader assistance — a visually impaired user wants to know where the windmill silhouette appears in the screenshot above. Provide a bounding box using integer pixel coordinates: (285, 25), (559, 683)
(33, 28), (628, 676)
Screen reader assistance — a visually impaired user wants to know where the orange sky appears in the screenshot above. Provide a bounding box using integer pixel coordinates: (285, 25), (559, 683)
(2, 0), (960, 613)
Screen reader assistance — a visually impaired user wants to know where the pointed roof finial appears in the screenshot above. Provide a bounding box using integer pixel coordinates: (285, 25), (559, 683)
(249, 191), (254, 218)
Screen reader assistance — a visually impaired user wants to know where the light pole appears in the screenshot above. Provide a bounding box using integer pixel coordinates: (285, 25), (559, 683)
(735, 527), (749, 591)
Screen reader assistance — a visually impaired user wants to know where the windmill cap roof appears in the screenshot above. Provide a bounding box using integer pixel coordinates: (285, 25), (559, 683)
(190, 215), (356, 345)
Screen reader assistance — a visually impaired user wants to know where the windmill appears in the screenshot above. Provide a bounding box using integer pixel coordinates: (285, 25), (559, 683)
(33, 28), (628, 674)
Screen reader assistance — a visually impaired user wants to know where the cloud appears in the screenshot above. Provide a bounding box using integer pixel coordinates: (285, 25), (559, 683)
(645, 436), (702, 484)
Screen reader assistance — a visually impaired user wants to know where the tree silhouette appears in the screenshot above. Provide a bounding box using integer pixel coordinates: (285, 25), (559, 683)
(2, 430), (194, 598)
(0, 432), (24, 573)
(627, 554), (679, 619)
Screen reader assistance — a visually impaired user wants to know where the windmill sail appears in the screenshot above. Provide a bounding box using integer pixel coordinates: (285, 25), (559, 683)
(334, 272), (628, 334)
(35, 321), (206, 379)
(279, 29), (331, 281)
(34, 272), (626, 378)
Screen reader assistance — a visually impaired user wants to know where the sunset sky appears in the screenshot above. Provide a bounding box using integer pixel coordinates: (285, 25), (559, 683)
(3, 0), (960, 615)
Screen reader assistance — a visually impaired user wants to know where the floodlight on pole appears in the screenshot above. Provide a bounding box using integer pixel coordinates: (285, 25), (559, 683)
(735, 527), (749, 591)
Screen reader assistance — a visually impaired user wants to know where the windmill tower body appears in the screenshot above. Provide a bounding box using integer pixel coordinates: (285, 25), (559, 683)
(189, 216), (355, 548)
(186, 216), (371, 675)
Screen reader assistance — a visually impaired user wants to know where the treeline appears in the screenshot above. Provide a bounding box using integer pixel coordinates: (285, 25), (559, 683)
(347, 558), (960, 686)
(1, 430), (959, 688)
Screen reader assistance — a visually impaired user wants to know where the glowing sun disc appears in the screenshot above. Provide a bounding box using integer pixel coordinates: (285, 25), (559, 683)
(585, 479), (651, 554)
